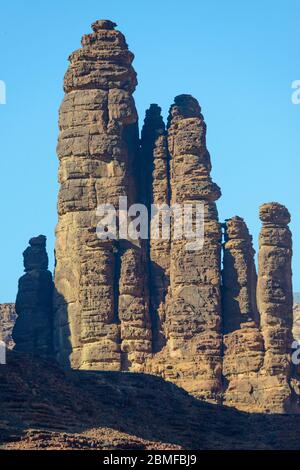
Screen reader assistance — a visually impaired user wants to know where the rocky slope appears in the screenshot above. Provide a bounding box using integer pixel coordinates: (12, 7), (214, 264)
(2, 351), (300, 450)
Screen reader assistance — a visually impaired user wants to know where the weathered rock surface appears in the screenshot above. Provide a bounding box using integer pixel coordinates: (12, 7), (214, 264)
(222, 216), (259, 333)
(146, 95), (223, 403)
(140, 104), (170, 352)
(293, 304), (300, 341)
(12, 236), (54, 358)
(256, 203), (294, 411)
(54, 20), (150, 371)
(0, 304), (16, 349)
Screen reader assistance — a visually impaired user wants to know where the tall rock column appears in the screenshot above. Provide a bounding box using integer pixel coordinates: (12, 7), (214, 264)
(54, 20), (150, 370)
(222, 216), (259, 333)
(140, 104), (170, 352)
(222, 217), (265, 410)
(148, 95), (223, 403)
(12, 236), (54, 358)
(257, 202), (294, 410)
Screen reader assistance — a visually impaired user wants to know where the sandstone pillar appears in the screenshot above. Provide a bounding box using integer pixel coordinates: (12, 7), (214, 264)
(257, 202), (294, 410)
(222, 217), (265, 410)
(148, 95), (223, 402)
(12, 236), (54, 358)
(54, 20), (149, 370)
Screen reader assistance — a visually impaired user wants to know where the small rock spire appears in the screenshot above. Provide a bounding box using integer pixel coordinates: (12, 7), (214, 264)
(12, 236), (54, 358)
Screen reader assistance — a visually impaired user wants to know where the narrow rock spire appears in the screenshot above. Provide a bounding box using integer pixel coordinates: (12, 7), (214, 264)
(148, 95), (223, 403)
(54, 20), (149, 370)
(140, 104), (170, 351)
(257, 203), (294, 381)
(12, 236), (54, 358)
(222, 216), (259, 333)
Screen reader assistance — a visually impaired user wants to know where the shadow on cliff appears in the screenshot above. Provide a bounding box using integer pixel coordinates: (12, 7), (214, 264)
(52, 288), (72, 368)
(2, 351), (300, 449)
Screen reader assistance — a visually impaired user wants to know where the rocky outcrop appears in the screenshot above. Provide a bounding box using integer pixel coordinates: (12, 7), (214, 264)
(15, 19), (295, 413)
(12, 236), (53, 358)
(257, 203), (294, 411)
(0, 304), (16, 349)
(54, 20), (150, 371)
(146, 96), (223, 403)
(222, 217), (265, 410)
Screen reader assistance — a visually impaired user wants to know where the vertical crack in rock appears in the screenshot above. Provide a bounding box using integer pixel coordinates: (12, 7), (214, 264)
(12, 236), (54, 358)
(147, 95), (223, 403)
(140, 104), (170, 352)
(54, 19), (150, 370)
(257, 202), (295, 411)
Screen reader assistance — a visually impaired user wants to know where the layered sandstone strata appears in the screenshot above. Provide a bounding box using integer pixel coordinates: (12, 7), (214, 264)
(0, 304), (16, 349)
(257, 203), (294, 411)
(54, 20), (151, 370)
(12, 236), (53, 358)
(222, 217), (265, 410)
(147, 95), (223, 403)
(140, 104), (170, 351)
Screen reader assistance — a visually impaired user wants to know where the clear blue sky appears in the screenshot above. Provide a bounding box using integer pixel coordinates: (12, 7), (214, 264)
(0, 0), (299, 302)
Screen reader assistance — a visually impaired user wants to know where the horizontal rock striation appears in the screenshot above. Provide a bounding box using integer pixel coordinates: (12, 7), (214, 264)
(147, 95), (223, 403)
(257, 203), (295, 412)
(9, 19), (297, 414)
(54, 20), (150, 371)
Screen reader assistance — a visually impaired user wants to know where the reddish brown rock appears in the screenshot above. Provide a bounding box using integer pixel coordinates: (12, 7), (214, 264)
(222, 216), (259, 333)
(12, 236), (54, 358)
(54, 20), (150, 371)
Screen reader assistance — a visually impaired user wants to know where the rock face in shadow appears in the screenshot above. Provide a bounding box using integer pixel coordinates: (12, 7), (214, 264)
(12, 236), (53, 358)
(3, 352), (300, 450)
(0, 304), (16, 349)
(140, 104), (170, 352)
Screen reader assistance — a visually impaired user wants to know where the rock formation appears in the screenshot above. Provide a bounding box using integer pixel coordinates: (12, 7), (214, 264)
(54, 19), (151, 370)
(12, 236), (53, 358)
(8, 20), (298, 414)
(146, 95), (223, 403)
(0, 304), (16, 349)
(257, 203), (294, 411)
(293, 304), (300, 342)
(222, 217), (265, 410)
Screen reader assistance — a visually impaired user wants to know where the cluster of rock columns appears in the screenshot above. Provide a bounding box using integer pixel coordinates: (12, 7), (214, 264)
(10, 20), (298, 413)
